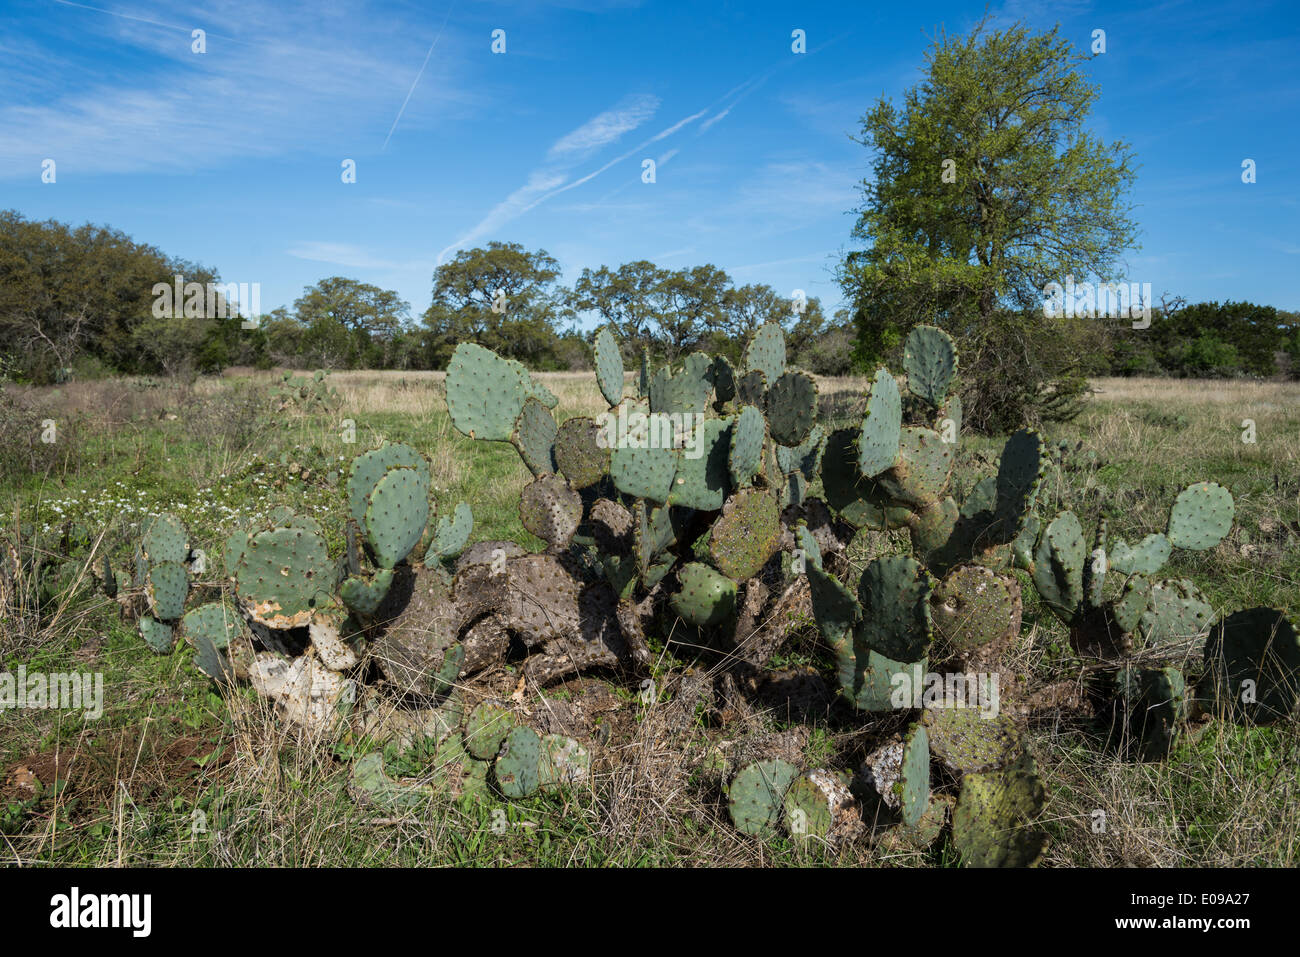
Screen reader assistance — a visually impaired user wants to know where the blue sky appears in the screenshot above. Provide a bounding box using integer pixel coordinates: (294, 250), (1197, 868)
(2, 0), (1297, 327)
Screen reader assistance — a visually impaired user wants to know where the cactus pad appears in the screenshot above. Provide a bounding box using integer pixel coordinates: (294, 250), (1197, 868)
(593, 325), (624, 406)
(671, 562), (738, 626)
(1167, 482), (1234, 550)
(182, 601), (250, 681)
(670, 417), (731, 510)
(923, 708), (1023, 775)
(1109, 533), (1172, 577)
(930, 564), (1021, 660)
(903, 324), (956, 407)
(138, 615), (175, 654)
(446, 342), (528, 441)
(952, 753), (1049, 868)
(538, 734), (591, 793)
(728, 758), (799, 836)
(146, 560), (189, 620)
(709, 488), (781, 580)
(856, 555), (932, 662)
(1138, 579), (1213, 645)
(782, 769), (855, 842)
(611, 443), (676, 504)
(511, 397), (558, 476)
(766, 371), (817, 446)
(234, 525), (334, 629)
(1203, 607), (1300, 724)
(1116, 665), (1185, 761)
(495, 725), (542, 799)
(141, 513), (188, 565)
(340, 569), (394, 617)
(877, 426), (955, 509)
(425, 503), (474, 564)
(519, 474), (583, 548)
(346, 444), (428, 528)
(737, 369), (767, 407)
(728, 405), (765, 488)
(464, 700), (516, 760)
(1033, 511), (1085, 622)
(554, 416), (610, 489)
(856, 368), (902, 478)
(900, 722), (930, 827)
(743, 321), (786, 382)
(364, 466), (430, 569)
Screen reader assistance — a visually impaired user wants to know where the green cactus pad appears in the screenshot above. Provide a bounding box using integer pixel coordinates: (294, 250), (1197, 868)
(510, 397), (558, 476)
(138, 615), (175, 654)
(1109, 533), (1172, 577)
(923, 708), (1023, 774)
(709, 488), (781, 580)
(711, 354), (736, 406)
(794, 524), (823, 570)
(653, 361), (712, 416)
(364, 466), (431, 569)
(1033, 511), (1085, 622)
(632, 499), (676, 573)
(671, 562), (738, 626)
(1166, 482), (1234, 551)
(495, 725), (542, 799)
(554, 416), (610, 489)
(538, 734), (592, 793)
(425, 503), (474, 564)
(222, 531), (247, 579)
(993, 429), (1046, 540)
(856, 555), (933, 662)
(446, 342), (528, 441)
(1203, 607), (1300, 724)
(781, 770), (850, 841)
(766, 371), (817, 446)
(669, 417), (731, 510)
(1116, 666), (1186, 761)
(611, 443), (676, 504)
(593, 325), (625, 406)
(728, 405), (765, 487)
(519, 474), (583, 548)
(639, 347), (651, 398)
(910, 497), (959, 559)
(146, 560), (189, 620)
(776, 424), (824, 478)
(1112, 577), (1151, 634)
(234, 525), (334, 629)
(856, 368), (902, 478)
(930, 564), (1021, 659)
(141, 513), (188, 565)
(183, 601), (249, 681)
(854, 651), (925, 712)
(952, 753), (1049, 868)
(877, 425), (955, 509)
(464, 700), (516, 760)
(821, 429), (912, 529)
(508, 357), (559, 410)
(900, 722), (931, 827)
(1138, 579), (1213, 645)
(743, 321), (786, 382)
(728, 758), (799, 836)
(1083, 517), (1108, 609)
(346, 444), (428, 527)
(806, 562), (861, 699)
(903, 324), (957, 407)
(737, 369), (767, 407)
(936, 392), (962, 442)
(340, 569), (393, 616)
(432, 643), (463, 698)
(349, 753), (434, 809)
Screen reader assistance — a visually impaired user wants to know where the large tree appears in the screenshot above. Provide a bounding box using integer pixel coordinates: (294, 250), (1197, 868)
(293, 276), (410, 369)
(422, 242), (564, 368)
(839, 19), (1139, 426)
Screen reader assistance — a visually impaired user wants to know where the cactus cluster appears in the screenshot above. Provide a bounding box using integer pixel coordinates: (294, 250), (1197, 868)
(272, 369), (341, 413)
(95, 314), (1298, 867)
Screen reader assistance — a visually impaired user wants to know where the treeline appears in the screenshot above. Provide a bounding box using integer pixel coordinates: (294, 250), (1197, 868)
(0, 213), (851, 383)
(1, 210), (1296, 385)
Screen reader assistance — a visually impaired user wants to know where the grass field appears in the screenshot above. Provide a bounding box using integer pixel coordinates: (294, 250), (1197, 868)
(2, 370), (1297, 867)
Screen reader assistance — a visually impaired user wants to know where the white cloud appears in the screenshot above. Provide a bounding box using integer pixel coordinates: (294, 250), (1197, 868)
(548, 94), (660, 159)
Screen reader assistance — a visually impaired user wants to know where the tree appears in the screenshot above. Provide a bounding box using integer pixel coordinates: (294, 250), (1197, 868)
(568, 261), (668, 359)
(649, 265), (732, 361)
(293, 277), (410, 369)
(421, 242), (564, 368)
(839, 19), (1139, 429)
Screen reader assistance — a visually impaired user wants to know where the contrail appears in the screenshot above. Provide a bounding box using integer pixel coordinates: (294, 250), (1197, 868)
(383, 0), (456, 151)
(50, 0), (252, 45)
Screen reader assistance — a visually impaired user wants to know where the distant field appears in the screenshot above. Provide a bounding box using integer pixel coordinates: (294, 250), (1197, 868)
(2, 371), (1296, 866)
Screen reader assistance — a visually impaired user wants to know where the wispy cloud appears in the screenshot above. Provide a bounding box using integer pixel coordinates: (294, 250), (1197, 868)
(287, 241), (428, 272)
(548, 94), (660, 159)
